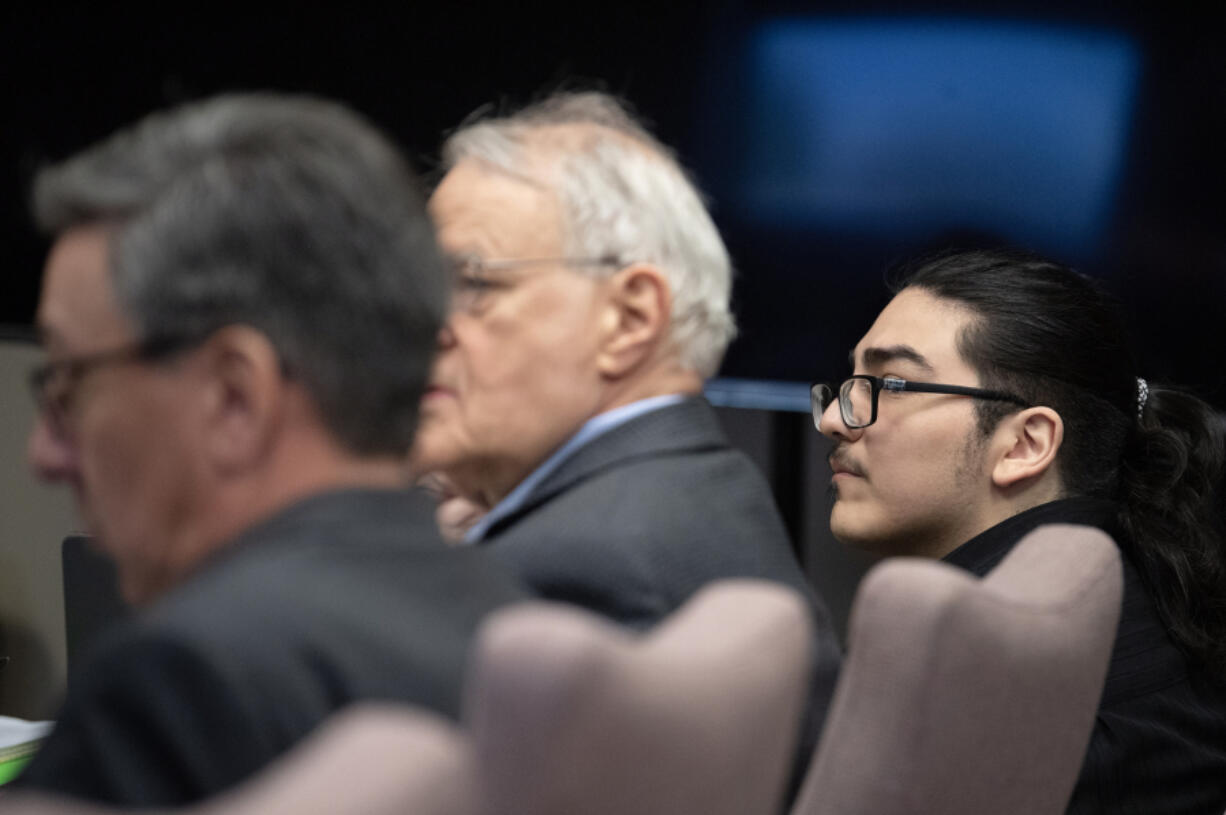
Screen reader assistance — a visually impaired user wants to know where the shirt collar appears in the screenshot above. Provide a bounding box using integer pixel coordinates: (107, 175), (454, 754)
(462, 394), (688, 543)
(943, 496), (1122, 575)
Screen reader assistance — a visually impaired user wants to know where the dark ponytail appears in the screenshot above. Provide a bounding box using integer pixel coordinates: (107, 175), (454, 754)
(898, 248), (1226, 674)
(1120, 386), (1226, 673)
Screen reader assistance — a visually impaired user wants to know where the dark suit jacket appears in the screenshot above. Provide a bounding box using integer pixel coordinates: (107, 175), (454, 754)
(16, 488), (525, 806)
(481, 397), (842, 772)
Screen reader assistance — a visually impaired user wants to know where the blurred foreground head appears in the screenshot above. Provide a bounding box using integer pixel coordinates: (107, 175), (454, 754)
(27, 93), (446, 603)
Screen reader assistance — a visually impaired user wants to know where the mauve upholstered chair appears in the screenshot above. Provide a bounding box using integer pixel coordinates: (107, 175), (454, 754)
(792, 523), (1123, 815)
(195, 705), (479, 815)
(1, 706), (475, 815)
(466, 579), (814, 815)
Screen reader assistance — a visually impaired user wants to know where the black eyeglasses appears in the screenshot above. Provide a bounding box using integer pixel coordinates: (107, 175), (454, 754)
(29, 335), (194, 442)
(448, 254), (621, 314)
(811, 374), (1029, 430)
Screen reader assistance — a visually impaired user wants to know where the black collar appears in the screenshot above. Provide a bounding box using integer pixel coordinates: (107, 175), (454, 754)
(943, 497), (1123, 576)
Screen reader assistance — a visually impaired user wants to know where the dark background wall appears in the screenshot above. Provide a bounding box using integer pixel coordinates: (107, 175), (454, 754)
(1, 1), (712, 332)
(5, 1), (1226, 406)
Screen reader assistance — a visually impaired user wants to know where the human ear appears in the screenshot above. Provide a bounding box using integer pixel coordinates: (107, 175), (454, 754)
(197, 325), (284, 473)
(990, 406), (1063, 489)
(596, 263), (672, 378)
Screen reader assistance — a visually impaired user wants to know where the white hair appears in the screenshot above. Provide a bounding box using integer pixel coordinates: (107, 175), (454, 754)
(440, 91), (736, 378)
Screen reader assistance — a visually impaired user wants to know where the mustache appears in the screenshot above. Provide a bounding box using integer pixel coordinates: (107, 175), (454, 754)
(827, 444), (866, 478)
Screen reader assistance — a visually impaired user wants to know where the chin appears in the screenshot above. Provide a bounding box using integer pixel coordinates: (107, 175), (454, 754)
(408, 429), (461, 472)
(829, 510), (895, 557)
(827, 503), (863, 544)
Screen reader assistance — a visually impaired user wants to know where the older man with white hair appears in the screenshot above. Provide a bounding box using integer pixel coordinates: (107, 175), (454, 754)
(414, 92), (841, 756)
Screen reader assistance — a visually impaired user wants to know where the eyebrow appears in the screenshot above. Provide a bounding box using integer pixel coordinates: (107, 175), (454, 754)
(850, 344), (936, 374)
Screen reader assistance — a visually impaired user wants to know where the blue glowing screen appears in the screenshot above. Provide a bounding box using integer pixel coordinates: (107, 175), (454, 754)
(728, 18), (1141, 259)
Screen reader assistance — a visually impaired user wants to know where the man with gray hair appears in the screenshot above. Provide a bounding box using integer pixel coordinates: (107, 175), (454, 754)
(15, 93), (525, 805)
(414, 90), (841, 754)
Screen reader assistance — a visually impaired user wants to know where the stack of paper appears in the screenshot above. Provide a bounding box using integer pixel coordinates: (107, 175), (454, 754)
(0, 717), (54, 785)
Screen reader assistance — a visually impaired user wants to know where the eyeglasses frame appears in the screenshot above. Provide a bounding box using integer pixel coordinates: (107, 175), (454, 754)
(448, 254), (622, 313)
(28, 334), (197, 442)
(810, 374), (1030, 430)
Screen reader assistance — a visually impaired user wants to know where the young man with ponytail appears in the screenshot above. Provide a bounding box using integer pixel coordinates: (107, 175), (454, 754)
(814, 247), (1226, 813)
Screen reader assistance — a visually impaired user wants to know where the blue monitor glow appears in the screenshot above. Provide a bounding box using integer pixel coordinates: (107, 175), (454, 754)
(713, 17), (1141, 262)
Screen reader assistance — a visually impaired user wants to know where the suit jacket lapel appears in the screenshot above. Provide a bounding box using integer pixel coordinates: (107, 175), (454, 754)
(481, 397), (728, 540)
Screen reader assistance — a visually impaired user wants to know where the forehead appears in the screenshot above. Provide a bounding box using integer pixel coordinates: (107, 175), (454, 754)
(428, 159), (563, 258)
(37, 223), (136, 351)
(853, 287), (978, 378)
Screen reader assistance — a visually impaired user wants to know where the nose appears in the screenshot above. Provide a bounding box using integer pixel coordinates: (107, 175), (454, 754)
(818, 397), (862, 441)
(27, 415), (77, 482)
(436, 318), (457, 350)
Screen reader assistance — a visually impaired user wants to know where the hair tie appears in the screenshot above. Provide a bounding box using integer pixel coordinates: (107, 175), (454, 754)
(1136, 377), (1149, 418)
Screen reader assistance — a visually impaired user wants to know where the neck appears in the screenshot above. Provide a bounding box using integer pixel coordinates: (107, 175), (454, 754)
(928, 480), (1068, 559)
(597, 364), (703, 414)
(150, 439), (406, 603)
(214, 446), (407, 539)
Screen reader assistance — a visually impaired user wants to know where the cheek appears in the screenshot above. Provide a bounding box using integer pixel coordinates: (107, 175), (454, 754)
(880, 431), (974, 503)
(77, 392), (191, 529)
(459, 316), (597, 408)
(76, 411), (142, 509)
(835, 426), (974, 526)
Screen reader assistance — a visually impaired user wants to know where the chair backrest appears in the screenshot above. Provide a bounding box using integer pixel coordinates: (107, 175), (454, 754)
(0, 706), (474, 815)
(192, 705), (479, 815)
(793, 523), (1123, 815)
(466, 579), (815, 815)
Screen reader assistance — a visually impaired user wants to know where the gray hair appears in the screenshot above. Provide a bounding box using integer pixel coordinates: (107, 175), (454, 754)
(440, 91), (735, 378)
(33, 92), (446, 456)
